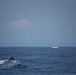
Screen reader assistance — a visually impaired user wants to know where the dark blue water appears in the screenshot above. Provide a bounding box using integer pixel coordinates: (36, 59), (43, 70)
(0, 47), (76, 75)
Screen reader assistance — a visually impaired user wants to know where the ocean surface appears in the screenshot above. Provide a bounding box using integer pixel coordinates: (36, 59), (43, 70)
(0, 47), (76, 75)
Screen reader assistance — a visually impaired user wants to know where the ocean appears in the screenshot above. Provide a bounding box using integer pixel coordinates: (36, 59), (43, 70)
(0, 47), (76, 75)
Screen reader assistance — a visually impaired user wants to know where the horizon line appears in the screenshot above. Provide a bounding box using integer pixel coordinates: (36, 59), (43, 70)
(0, 46), (76, 48)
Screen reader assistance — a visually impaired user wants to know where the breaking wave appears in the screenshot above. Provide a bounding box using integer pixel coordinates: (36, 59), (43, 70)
(0, 59), (20, 69)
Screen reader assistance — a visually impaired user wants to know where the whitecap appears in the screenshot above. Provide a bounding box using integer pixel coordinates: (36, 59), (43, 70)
(0, 60), (8, 64)
(0, 59), (20, 69)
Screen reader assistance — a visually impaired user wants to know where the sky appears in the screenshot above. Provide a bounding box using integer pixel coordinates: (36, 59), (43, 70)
(0, 0), (76, 47)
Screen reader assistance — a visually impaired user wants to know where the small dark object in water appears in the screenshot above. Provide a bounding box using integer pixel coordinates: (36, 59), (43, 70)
(9, 57), (16, 60)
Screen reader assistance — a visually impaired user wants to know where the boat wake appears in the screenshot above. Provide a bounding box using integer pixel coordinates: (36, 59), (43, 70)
(0, 59), (20, 69)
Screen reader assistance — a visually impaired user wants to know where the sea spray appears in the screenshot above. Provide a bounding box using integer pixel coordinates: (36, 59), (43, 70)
(0, 60), (20, 69)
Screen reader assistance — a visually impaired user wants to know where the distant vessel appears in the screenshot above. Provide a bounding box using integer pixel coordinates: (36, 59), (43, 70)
(52, 46), (59, 49)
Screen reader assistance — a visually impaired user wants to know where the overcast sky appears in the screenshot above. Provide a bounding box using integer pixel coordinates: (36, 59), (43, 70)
(0, 0), (76, 47)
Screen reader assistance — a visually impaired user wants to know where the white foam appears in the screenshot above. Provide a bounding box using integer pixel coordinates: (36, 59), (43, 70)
(0, 60), (20, 69)
(0, 60), (8, 64)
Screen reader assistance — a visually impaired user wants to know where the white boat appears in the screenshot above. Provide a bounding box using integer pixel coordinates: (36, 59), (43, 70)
(52, 46), (58, 49)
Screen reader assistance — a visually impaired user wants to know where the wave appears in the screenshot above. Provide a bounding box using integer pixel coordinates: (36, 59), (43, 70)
(0, 59), (20, 69)
(0, 60), (8, 64)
